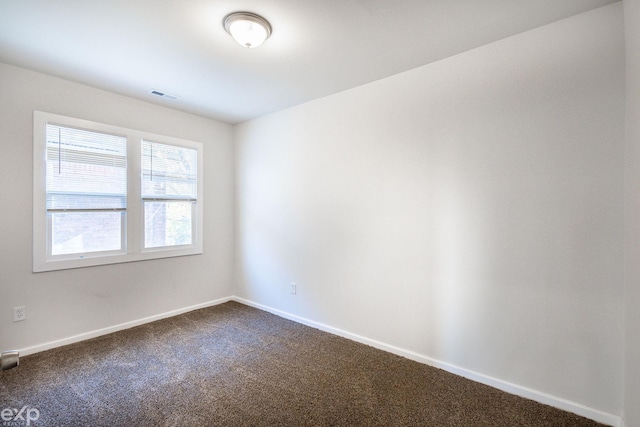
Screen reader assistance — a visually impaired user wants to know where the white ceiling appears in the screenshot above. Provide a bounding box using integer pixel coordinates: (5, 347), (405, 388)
(0, 0), (618, 124)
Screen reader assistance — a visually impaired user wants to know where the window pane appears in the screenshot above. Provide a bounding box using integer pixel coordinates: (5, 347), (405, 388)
(144, 201), (193, 248)
(142, 141), (197, 199)
(51, 212), (123, 255)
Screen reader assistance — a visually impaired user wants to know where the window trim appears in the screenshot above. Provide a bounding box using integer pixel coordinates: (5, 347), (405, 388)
(33, 111), (204, 272)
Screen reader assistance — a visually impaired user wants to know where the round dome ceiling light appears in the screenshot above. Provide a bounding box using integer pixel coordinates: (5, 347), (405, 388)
(223, 12), (272, 49)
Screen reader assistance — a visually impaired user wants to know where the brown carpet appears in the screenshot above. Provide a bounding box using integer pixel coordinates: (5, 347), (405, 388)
(0, 301), (605, 426)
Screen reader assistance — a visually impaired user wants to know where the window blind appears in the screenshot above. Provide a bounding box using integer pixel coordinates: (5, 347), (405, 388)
(141, 141), (197, 200)
(46, 124), (127, 211)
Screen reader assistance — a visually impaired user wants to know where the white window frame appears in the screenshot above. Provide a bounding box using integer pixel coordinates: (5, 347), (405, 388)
(33, 111), (204, 272)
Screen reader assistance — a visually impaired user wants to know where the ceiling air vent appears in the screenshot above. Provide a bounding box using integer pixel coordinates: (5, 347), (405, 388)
(149, 89), (179, 100)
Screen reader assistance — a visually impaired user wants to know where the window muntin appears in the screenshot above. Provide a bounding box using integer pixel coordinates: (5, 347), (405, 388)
(33, 111), (203, 272)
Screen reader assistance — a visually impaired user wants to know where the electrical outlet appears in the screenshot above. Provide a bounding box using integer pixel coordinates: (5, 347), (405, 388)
(13, 306), (26, 322)
(291, 282), (297, 294)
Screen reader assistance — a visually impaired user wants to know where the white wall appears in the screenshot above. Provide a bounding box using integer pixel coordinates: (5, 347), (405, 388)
(236, 3), (625, 417)
(0, 63), (235, 351)
(624, 0), (640, 425)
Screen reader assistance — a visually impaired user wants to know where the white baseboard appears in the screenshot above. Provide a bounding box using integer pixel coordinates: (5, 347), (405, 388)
(18, 296), (233, 357)
(233, 296), (622, 427)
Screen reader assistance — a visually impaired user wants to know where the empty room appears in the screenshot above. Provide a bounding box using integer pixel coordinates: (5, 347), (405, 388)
(1, 0), (639, 426)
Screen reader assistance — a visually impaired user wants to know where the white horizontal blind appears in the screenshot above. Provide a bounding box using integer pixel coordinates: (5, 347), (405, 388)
(141, 140), (197, 200)
(46, 124), (127, 211)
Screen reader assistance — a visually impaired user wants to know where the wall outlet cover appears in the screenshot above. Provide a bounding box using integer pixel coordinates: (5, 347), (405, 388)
(13, 306), (26, 322)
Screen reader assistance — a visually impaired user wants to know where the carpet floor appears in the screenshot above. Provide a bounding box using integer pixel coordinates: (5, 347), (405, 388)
(0, 301), (605, 426)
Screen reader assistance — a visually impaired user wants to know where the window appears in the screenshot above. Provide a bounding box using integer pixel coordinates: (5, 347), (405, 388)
(45, 124), (127, 258)
(141, 141), (198, 249)
(33, 111), (203, 272)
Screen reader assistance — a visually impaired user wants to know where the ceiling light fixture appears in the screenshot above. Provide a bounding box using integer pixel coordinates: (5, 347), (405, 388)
(223, 12), (272, 49)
